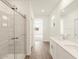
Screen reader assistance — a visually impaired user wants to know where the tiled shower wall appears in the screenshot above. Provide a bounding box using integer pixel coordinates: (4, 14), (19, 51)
(0, 1), (14, 58)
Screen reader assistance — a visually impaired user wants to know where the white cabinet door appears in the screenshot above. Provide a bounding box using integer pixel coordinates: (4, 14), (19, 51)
(50, 40), (56, 59)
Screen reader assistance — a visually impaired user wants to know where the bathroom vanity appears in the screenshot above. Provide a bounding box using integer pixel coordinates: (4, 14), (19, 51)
(50, 37), (77, 59)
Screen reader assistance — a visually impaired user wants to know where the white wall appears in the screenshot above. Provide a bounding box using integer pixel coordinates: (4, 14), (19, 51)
(25, 0), (34, 55)
(43, 16), (50, 42)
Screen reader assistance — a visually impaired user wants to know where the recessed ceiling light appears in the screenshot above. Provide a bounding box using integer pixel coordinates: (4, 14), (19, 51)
(41, 9), (45, 13)
(2, 15), (8, 20)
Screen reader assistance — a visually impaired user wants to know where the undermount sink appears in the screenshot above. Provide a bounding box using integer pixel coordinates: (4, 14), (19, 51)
(64, 44), (78, 56)
(64, 45), (77, 49)
(50, 37), (78, 59)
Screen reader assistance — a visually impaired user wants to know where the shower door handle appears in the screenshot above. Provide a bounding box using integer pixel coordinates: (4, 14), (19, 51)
(11, 38), (15, 40)
(15, 37), (19, 39)
(11, 37), (19, 40)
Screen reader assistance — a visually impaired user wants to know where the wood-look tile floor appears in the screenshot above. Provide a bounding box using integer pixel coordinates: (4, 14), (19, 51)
(25, 41), (53, 59)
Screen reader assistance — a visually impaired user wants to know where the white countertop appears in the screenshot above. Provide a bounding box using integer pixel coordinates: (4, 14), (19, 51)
(50, 37), (78, 58)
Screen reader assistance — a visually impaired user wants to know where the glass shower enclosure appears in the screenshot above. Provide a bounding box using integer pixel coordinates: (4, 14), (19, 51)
(0, 1), (26, 59)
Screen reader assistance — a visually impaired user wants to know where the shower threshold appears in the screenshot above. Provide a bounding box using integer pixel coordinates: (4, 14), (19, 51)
(3, 54), (25, 59)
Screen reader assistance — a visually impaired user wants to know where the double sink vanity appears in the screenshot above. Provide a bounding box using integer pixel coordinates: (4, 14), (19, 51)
(50, 37), (78, 59)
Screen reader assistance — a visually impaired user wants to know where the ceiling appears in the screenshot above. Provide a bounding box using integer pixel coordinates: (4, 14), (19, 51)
(31, 0), (61, 17)
(3, 0), (61, 18)
(5, 0), (28, 15)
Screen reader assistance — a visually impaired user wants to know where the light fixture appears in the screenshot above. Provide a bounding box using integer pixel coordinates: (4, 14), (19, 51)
(51, 16), (55, 27)
(60, 19), (64, 34)
(41, 9), (45, 13)
(2, 23), (7, 27)
(51, 16), (55, 20)
(2, 15), (8, 20)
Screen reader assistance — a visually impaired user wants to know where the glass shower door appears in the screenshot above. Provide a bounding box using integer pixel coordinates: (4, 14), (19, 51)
(0, 1), (26, 59)
(9, 11), (25, 59)
(14, 12), (25, 59)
